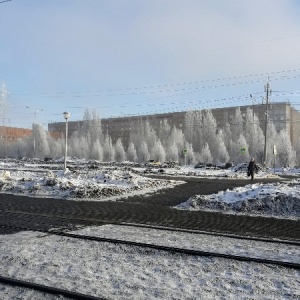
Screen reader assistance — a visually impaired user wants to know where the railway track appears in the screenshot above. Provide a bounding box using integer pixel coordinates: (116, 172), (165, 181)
(1, 209), (299, 298)
(1, 222), (299, 269)
(0, 275), (106, 300)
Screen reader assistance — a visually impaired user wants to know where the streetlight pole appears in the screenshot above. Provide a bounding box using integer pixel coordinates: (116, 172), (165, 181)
(263, 82), (271, 166)
(26, 106), (43, 159)
(63, 112), (70, 173)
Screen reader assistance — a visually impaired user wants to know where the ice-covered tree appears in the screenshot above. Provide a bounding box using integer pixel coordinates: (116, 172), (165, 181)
(185, 143), (196, 165)
(277, 129), (296, 167)
(200, 142), (213, 164)
(168, 126), (185, 155)
(9, 139), (29, 158)
(158, 119), (171, 149)
(215, 130), (229, 163)
(184, 110), (203, 153)
(90, 139), (103, 161)
(126, 141), (138, 162)
(184, 110), (195, 144)
(102, 135), (115, 162)
(222, 112), (232, 151)
(151, 139), (166, 163)
(137, 141), (150, 163)
(49, 137), (63, 158)
(115, 138), (126, 162)
(265, 122), (278, 166)
(230, 107), (244, 143)
(202, 110), (219, 162)
(34, 123), (50, 158)
(167, 141), (179, 161)
(230, 135), (249, 163)
(244, 109), (264, 163)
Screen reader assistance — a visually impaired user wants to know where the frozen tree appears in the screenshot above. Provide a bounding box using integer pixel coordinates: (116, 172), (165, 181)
(185, 143), (196, 165)
(129, 119), (157, 159)
(244, 110), (264, 164)
(184, 110), (195, 144)
(184, 110), (203, 152)
(222, 112), (232, 151)
(158, 119), (171, 149)
(230, 107), (244, 143)
(230, 135), (249, 163)
(200, 142), (213, 164)
(0, 82), (10, 157)
(202, 110), (219, 162)
(34, 123), (50, 158)
(168, 126), (185, 154)
(166, 141), (179, 161)
(151, 139), (166, 163)
(70, 108), (103, 159)
(294, 141), (300, 166)
(129, 119), (143, 147)
(88, 109), (103, 142)
(68, 131), (82, 158)
(9, 139), (29, 158)
(115, 138), (126, 162)
(192, 110), (203, 153)
(244, 107), (255, 151)
(144, 120), (157, 152)
(0, 82), (9, 123)
(137, 141), (150, 163)
(102, 135), (115, 162)
(90, 139), (103, 161)
(276, 130), (296, 167)
(265, 122), (278, 166)
(126, 141), (138, 162)
(48, 138), (64, 159)
(215, 130), (229, 163)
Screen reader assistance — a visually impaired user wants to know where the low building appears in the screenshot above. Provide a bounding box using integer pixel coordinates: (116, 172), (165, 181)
(48, 102), (300, 148)
(0, 126), (32, 142)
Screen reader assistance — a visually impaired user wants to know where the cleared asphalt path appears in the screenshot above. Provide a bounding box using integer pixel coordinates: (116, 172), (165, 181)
(0, 176), (299, 241)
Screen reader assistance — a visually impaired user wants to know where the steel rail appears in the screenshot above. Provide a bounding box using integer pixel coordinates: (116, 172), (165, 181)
(0, 275), (107, 300)
(1, 223), (300, 270)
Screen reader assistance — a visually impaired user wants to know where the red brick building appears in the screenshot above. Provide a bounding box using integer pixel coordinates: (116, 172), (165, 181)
(0, 126), (61, 142)
(0, 126), (32, 142)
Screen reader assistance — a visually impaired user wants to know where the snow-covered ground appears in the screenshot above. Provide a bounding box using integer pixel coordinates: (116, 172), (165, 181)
(0, 159), (299, 299)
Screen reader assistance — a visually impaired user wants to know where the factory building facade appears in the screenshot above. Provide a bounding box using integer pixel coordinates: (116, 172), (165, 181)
(48, 102), (300, 149)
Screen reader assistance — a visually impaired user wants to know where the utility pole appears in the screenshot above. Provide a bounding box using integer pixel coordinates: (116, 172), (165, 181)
(263, 81), (271, 166)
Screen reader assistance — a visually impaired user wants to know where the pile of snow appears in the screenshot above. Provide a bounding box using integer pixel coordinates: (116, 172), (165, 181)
(133, 164), (280, 179)
(0, 158), (299, 221)
(0, 168), (183, 200)
(175, 182), (300, 220)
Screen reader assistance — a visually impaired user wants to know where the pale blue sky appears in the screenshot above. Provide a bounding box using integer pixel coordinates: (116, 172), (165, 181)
(1, 0), (300, 128)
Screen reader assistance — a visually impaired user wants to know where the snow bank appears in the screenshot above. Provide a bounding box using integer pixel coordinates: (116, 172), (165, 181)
(175, 182), (300, 220)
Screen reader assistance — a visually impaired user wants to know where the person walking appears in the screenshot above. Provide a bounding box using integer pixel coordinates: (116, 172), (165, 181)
(247, 158), (256, 180)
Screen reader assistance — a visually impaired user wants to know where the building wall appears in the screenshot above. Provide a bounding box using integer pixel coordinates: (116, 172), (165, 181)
(48, 102), (300, 148)
(0, 126), (32, 142)
(0, 126), (62, 142)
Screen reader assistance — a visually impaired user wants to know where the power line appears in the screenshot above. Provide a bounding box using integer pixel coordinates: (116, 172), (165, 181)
(0, 0), (12, 4)
(10, 68), (300, 98)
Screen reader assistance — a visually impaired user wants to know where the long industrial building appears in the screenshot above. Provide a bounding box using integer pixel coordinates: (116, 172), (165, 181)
(48, 102), (300, 149)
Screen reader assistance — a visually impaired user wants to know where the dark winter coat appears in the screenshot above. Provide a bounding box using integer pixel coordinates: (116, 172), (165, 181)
(247, 159), (257, 179)
(248, 160), (256, 172)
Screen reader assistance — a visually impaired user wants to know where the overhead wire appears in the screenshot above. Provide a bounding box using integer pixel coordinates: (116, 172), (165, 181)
(7, 68), (300, 124)
(10, 67), (300, 98)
